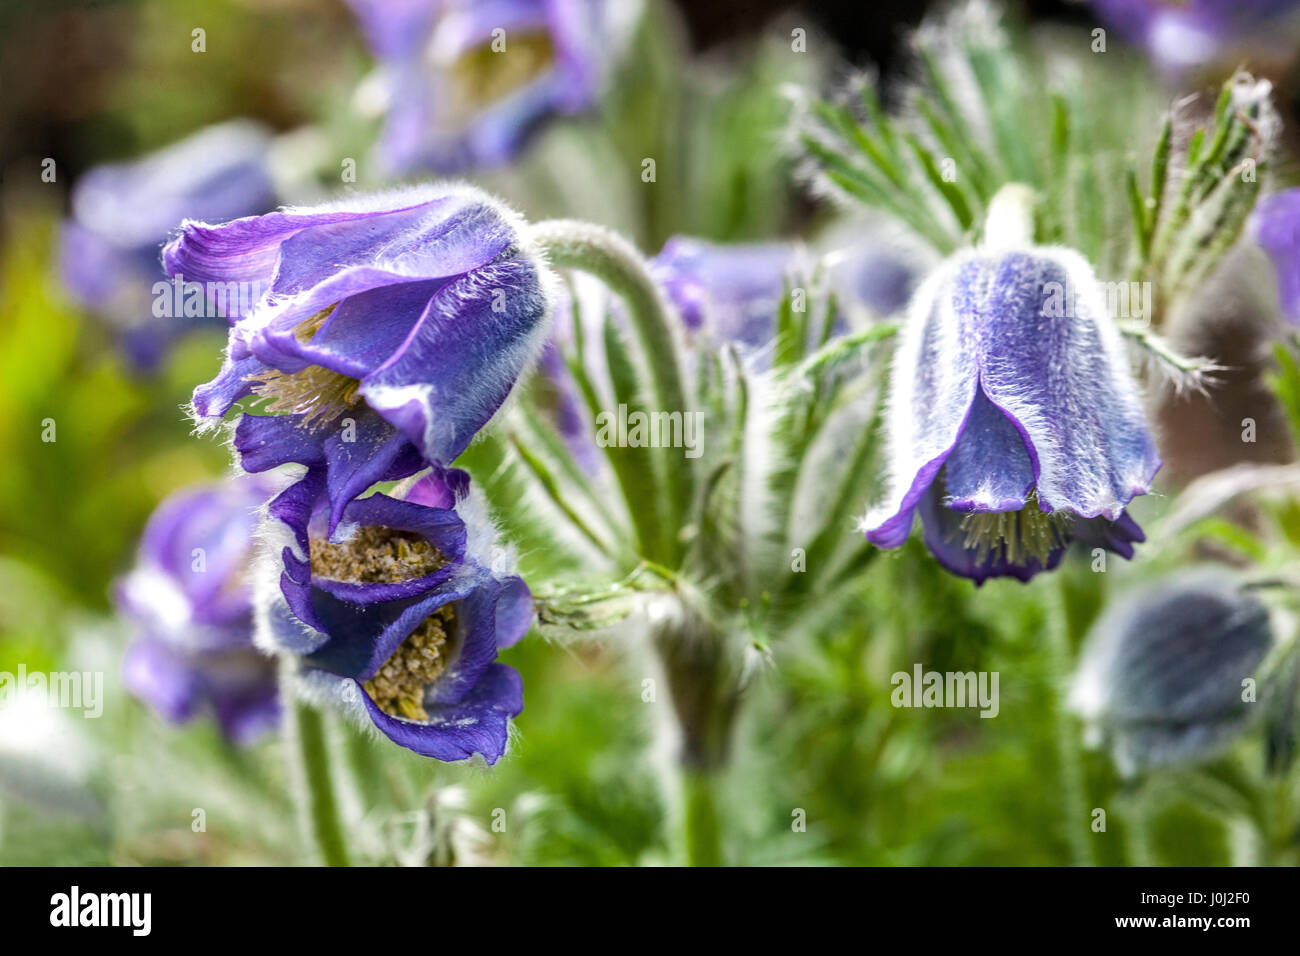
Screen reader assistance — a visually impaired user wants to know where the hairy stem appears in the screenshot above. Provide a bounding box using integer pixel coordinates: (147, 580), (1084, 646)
(681, 769), (722, 867)
(284, 666), (350, 867)
(531, 219), (693, 560)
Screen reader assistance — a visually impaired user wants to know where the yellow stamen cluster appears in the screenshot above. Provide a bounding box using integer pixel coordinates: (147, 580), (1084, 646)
(309, 526), (449, 584)
(246, 305), (363, 429)
(953, 489), (1072, 566)
(451, 31), (555, 114)
(364, 607), (456, 721)
(308, 526), (459, 722)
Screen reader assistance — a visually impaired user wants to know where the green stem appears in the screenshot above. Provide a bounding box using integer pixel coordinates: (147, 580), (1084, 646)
(532, 219), (689, 416)
(531, 219), (693, 552)
(285, 678), (350, 867)
(1047, 578), (1094, 867)
(682, 769), (722, 867)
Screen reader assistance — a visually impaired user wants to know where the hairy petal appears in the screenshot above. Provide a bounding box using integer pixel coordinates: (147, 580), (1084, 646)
(861, 254), (984, 547)
(972, 249), (1161, 519)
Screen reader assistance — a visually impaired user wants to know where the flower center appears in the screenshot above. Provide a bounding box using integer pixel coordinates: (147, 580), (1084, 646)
(449, 30), (555, 115)
(246, 306), (362, 429)
(953, 489), (1072, 567)
(309, 525), (449, 584)
(308, 526), (458, 722)
(364, 605), (457, 721)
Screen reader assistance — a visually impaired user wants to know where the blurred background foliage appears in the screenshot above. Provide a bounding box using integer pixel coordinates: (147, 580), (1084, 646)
(0, 0), (1298, 866)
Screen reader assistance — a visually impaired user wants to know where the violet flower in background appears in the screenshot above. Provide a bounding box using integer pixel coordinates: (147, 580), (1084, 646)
(59, 121), (276, 370)
(825, 235), (924, 319)
(1252, 188), (1300, 326)
(260, 469), (532, 762)
(862, 245), (1161, 584)
(1088, 0), (1300, 74)
(347, 0), (622, 175)
(173, 184), (553, 528)
(651, 236), (798, 349)
(1070, 570), (1273, 776)
(117, 476), (280, 744)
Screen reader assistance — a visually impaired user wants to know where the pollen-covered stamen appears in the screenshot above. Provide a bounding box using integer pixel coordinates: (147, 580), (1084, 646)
(246, 305), (363, 429)
(953, 489), (1073, 566)
(363, 606), (456, 721)
(309, 525), (450, 584)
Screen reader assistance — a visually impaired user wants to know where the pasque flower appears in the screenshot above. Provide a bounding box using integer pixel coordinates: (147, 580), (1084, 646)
(117, 476), (280, 744)
(174, 184), (552, 528)
(60, 121), (276, 369)
(346, 0), (618, 174)
(861, 187), (1161, 583)
(1070, 570), (1273, 776)
(258, 468), (532, 763)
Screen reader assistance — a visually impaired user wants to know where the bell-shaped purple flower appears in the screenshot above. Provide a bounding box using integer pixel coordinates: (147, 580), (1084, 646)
(173, 184), (552, 526)
(258, 468), (532, 763)
(346, 0), (616, 174)
(1252, 188), (1300, 326)
(1070, 570), (1273, 776)
(116, 476), (280, 744)
(861, 246), (1161, 583)
(60, 121), (276, 370)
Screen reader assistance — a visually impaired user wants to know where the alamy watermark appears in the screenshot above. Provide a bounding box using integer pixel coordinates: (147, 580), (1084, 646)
(594, 405), (705, 459)
(891, 665), (999, 718)
(0, 665), (103, 718)
(152, 273), (263, 319)
(1042, 278), (1153, 326)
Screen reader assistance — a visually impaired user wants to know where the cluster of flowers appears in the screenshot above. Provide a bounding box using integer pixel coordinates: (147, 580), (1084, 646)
(124, 186), (547, 762)
(97, 0), (1300, 782)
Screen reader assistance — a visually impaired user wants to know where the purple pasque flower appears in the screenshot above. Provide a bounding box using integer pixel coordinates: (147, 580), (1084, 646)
(1251, 188), (1300, 326)
(347, 0), (615, 174)
(117, 475), (280, 744)
(60, 121), (276, 370)
(1070, 569), (1273, 776)
(1088, 1), (1300, 74)
(651, 236), (797, 349)
(861, 246), (1161, 584)
(258, 467), (532, 762)
(173, 184), (552, 527)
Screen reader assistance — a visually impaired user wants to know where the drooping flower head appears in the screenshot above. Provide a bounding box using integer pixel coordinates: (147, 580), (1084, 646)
(1070, 570), (1274, 776)
(60, 121), (276, 369)
(257, 467), (531, 762)
(173, 184), (553, 528)
(116, 475), (281, 744)
(1088, 0), (1300, 74)
(861, 187), (1161, 583)
(346, 0), (622, 174)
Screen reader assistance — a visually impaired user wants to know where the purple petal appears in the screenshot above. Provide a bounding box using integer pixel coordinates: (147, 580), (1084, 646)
(1253, 187), (1300, 326)
(942, 387), (1036, 513)
(359, 252), (550, 464)
(123, 638), (201, 724)
(972, 250), (1161, 519)
(862, 258), (983, 547)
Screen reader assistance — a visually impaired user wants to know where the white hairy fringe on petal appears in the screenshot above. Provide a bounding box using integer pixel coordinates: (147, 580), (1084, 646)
(248, 464), (327, 659)
(856, 254), (973, 535)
